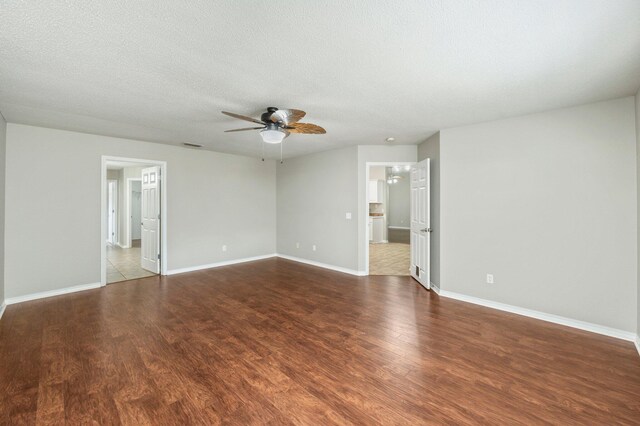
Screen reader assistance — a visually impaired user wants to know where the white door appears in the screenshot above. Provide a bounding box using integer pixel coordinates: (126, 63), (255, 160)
(410, 158), (431, 289)
(107, 180), (117, 245)
(141, 167), (161, 273)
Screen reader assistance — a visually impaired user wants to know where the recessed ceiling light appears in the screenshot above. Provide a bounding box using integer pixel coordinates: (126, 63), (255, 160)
(385, 137), (395, 143)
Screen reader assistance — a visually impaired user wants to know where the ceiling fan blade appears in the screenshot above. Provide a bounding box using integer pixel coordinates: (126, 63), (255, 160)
(221, 111), (265, 125)
(285, 123), (326, 134)
(224, 126), (265, 133)
(270, 109), (306, 125)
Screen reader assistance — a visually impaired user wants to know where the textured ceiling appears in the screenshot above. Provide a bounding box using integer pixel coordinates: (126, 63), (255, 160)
(1, 0), (639, 159)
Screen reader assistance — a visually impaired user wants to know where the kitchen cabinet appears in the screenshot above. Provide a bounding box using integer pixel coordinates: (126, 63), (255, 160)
(371, 217), (384, 243)
(369, 180), (385, 203)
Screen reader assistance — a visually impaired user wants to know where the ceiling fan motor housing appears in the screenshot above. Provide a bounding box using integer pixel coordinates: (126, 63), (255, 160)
(261, 107), (279, 124)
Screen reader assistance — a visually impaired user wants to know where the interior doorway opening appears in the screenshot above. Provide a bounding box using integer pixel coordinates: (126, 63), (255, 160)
(366, 163), (413, 276)
(102, 157), (167, 285)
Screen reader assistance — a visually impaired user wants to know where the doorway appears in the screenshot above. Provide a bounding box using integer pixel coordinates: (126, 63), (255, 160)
(366, 163), (413, 276)
(101, 157), (167, 285)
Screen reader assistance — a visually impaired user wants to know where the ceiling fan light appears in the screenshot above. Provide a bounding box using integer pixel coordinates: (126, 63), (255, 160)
(260, 129), (286, 144)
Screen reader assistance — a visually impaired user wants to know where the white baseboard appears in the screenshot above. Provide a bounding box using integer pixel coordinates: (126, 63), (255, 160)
(430, 282), (440, 294)
(166, 254), (277, 275)
(388, 226), (410, 230)
(635, 335), (640, 358)
(5, 282), (102, 305)
(0, 302), (5, 320)
(117, 242), (130, 249)
(439, 290), (636, 342)
(276, 254), (366, 276)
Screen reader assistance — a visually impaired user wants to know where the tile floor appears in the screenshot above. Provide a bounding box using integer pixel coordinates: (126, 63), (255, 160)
(368, 242), (410, 276)
(106, 241), (157, 283)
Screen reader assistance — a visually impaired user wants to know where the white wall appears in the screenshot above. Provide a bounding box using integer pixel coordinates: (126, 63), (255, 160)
(0, 114), (6, 307)
(358, 146), (418, 271)
(4, 124), (276, 299)
(418, 132), (440, 289)
(440, 97), (637, 332)
(369, 166), (386, 181)
(277, 146), (359, 271)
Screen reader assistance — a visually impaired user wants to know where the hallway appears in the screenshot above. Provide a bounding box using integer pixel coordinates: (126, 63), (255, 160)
(106, 241), (156, 283)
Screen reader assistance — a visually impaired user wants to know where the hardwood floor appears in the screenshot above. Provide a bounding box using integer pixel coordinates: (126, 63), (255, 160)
(1, 258), (639, 424)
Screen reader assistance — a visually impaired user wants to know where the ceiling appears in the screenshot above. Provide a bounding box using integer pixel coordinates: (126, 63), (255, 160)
(1, 1), (639, 159)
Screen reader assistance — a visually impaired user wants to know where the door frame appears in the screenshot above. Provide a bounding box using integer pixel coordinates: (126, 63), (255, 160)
(106, 179), (118, 245)
(364, 161), (415, 275)
(101, 156), (168, 286)
(126, 177), (142, 248)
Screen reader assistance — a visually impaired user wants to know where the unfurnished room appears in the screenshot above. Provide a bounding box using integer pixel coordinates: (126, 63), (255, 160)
(1, 1), (640, 424)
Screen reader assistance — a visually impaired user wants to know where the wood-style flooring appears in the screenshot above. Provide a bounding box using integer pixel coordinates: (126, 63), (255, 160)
(1, 258), (640, 424)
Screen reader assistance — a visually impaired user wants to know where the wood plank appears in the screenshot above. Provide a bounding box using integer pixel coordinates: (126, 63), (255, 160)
(0, 258), (639, 424)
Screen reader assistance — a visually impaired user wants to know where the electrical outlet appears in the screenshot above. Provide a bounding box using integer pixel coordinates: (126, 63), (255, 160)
(296, 242), (300, 249)
(486, 274), (494, 284)
(222, 245), (227, 252)
(346, 212), (352, 220)
(312, 245), (316, 251)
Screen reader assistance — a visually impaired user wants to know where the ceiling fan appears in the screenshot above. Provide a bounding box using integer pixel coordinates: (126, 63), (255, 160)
(222, 107), (326, 151)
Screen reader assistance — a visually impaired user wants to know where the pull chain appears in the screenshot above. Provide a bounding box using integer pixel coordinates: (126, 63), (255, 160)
(280, 141), (283, 164)
(261, 140), (265, 162)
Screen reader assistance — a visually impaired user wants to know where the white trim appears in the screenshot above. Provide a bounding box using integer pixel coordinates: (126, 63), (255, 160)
(166, 254), (278, 275)
(116, 242), (130, 249)
(635, 335), (640, 358)
(102, 156), (168, 287)
(439, 290), (636, 342)
(387, 226), (410, 230)
(168, 253), (367, 277)
(277, 254), (367, 276)
(5, 282), (102, 305)
(364, 161), (415, 275)
(0, 302), (5, 320)
(430, 282), (440, 294)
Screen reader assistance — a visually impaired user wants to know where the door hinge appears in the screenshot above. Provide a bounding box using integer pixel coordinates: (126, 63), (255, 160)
(158, 254), (160, 260)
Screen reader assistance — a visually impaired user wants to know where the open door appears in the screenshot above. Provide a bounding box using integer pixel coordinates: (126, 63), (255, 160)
(141, 166), (161, 273)
(410, 158), (431, 289)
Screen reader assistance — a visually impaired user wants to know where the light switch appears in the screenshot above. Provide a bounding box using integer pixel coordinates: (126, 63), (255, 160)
(346, 212), (352, 220)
